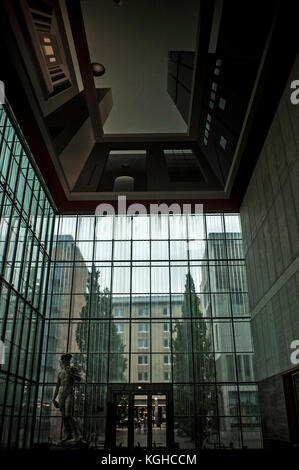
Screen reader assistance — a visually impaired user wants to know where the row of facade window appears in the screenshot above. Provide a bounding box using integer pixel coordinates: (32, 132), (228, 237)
(204, 58), (227, 150)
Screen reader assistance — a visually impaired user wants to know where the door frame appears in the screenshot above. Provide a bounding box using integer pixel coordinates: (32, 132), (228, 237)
(106, 383), (174, 449)
(283, 367), (299, 442)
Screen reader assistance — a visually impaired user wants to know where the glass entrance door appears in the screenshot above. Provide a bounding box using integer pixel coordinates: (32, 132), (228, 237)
(110, 387), (172, 449)
(152, 394), (167, 447)
(115, 393), (129, 447)
(133, 394), (148, 448)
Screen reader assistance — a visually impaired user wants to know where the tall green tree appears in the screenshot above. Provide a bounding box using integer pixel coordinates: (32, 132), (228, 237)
(75, 268), (127, 430)
(172, 271), (215, 448)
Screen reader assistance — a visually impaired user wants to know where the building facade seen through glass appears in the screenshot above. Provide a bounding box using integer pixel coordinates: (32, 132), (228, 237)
(0, 104), (261, 450)
(39, 213), (261, 449)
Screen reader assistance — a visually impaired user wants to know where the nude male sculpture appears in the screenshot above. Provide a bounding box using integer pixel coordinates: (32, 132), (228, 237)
(53, 353), (81, 443)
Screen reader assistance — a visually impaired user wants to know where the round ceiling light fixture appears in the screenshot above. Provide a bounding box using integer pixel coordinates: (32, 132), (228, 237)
(113, 0), (123, 6)
(91, 62), (106, 77)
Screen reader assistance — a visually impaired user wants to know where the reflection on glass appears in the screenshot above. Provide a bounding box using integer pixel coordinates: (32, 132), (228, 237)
(151, 241), (169, 260)
(76, 216), (94, 240)
(224, 215), (242, 238)
(151, 267), (169, 293)
(215, 353), (236, 382)
(1, 204), (259, 449)
(206, 215), (224, 236)
(187, 214), (205, 239)
(174, 385), (194, 416)
(109, 354), (129, 383)
(152, 394), (167, 447)
(95, 216), (113, 240)
(151, 294), (170, 318)
(132, 294), (150, 319)
(219, 417), (242, 449)
(115, 394), (129, 447)
(113, 241), (131, 261)
(94, 241), (112, 261)
(134, 394), (148, 447)
(1, 104), (260, 450)
(174, 417), (195, 449)
(150, 216), (169, 239)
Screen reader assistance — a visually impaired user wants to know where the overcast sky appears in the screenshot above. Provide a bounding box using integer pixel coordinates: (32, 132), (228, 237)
(81, 0), (200, 134)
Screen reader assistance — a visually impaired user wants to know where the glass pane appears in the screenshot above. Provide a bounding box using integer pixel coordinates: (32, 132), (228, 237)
(109, 354), (129, 382)
(189, 264), (209, 292)
(151, 294), (170, 319)
(88, 321), (109, 352)
(226, 239), (244, 259)
(170, 241), (188, 260)
(209, 263), (229, 292)
(131, 321), (150, 353)
(152, 321), (170, 353)
(133, 241), (150, 260)
(174, 385), (194, 416)
(77, 217), (94, 240)
(174, 417), (195, 449)
(188, 240), (207, 260)
(152, 354), (172, 383)
(194, 354), (215, 382)
(211, 294), (231, 317)
(151, 241), (169, 260)
(219, 417), (242, 449)
(169, 216), (187, 239)
(152, 394), (166, 447)
(224, 215), (242, 238)
(95, 216), (113, 240)
(130, 354), (150, 383)
(110, 321), (129, 352)
(173, 354), (193, 382)
(113, 241), (131, 261)
(170, 265), (189, 293)
(58, 216), (77, 238)
(134, 394), (148, 447)
(187, 214), (205, 239)
(197, 416), (219, 448)
(112, 266), (130, 293)
(87, 354), (108, 382)
(131, 294), (150, 319)
(192, 321), (213, 352)
(151, 215), (169, 239)
(94, 241), (112, 261)
(208, 239), (226, 260)
(172, 320), (192, 353)
(195, 385), (217, 416)
(213, 321), (234, 352)
(215, 353), (236, 381)
(217, 385), (238, 415)
(171, 293), (190, 318)
(132, 267), (150, 293)
(132, 216), (150, 239)
(112, 295), (130, 318)
(206, 215), (224, 237)
(234, 321), (253, 352)
(151, 266), (169, 293)
(114, 217), (131, 240)
(236, 353), (255, 381)
(229, 263), (248, 292)
(231, 292), (249, 316)
(115, 394), (129, 446)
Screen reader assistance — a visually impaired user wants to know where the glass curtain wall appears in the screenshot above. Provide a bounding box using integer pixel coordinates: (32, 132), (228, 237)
(0, 104), (261, 450)
(39, 213), (262, 449)
(0, 104), (54, 449)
